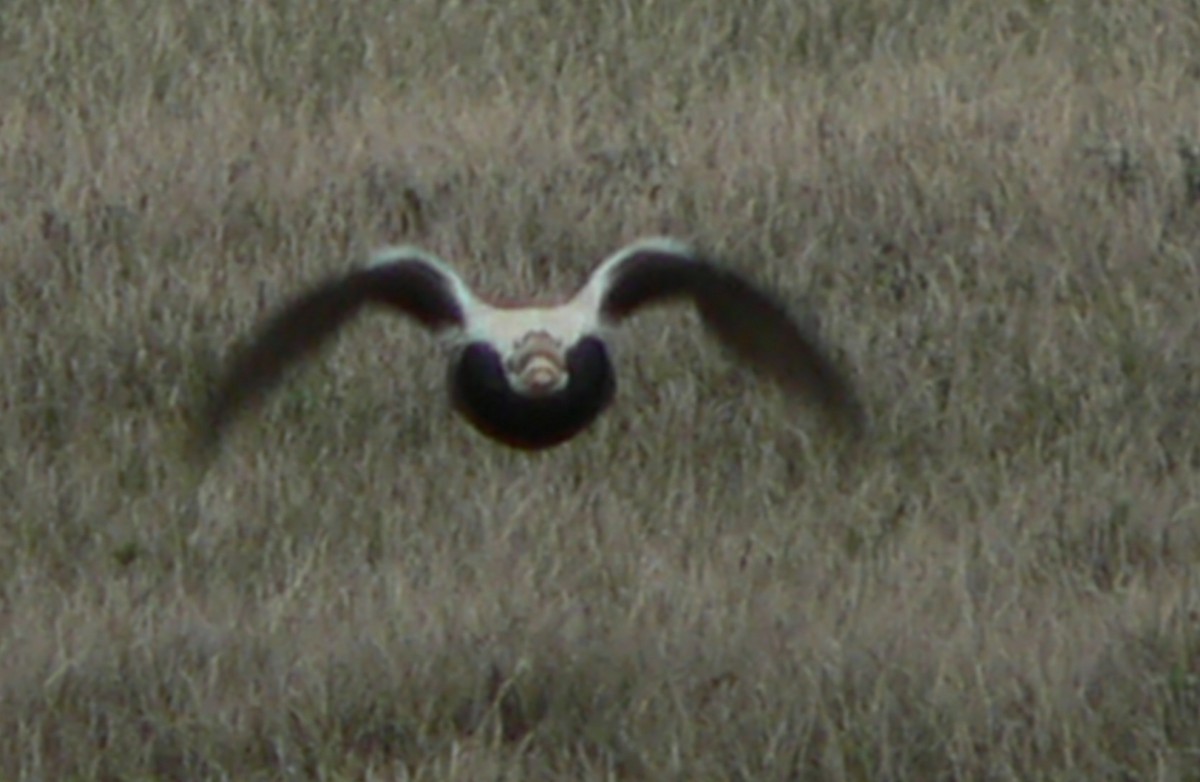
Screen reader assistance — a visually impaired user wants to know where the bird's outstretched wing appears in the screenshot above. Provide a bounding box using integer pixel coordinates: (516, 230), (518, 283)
(586, 238), (865, 433)
(196, 248), (470, 452)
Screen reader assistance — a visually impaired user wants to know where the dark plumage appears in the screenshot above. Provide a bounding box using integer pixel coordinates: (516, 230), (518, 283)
(198, 237), (863, 452)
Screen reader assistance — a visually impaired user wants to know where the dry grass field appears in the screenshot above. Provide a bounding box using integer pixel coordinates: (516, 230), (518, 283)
(3, 0), (1200, 778)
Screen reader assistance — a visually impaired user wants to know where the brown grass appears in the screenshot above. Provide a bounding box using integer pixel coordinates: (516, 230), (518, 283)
(3, 0), (1200, 778)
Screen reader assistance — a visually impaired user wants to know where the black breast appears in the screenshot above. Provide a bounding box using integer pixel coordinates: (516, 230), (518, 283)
(449, 336), (617, 450)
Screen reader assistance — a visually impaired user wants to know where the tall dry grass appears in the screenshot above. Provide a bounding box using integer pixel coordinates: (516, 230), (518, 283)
(2, 0), (1199, 778)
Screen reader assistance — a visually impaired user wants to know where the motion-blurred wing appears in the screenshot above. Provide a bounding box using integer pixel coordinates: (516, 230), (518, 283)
(591, 238), (864, 432)
(199, 251), (469, 450)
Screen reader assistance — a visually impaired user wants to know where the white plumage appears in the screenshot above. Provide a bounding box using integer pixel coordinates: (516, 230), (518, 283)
(199, 237), (863, 451)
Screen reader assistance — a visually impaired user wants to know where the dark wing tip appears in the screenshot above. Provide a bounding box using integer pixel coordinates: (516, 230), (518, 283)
(797, 348), (868, 438)
(195, 272), (366, 448)
(693, 265), (867, 435)
(594, 241), (867, 437)
(195, 254), (468, 452)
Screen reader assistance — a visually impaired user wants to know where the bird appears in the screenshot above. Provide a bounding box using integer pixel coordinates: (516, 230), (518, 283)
(197, 237), (864, 452)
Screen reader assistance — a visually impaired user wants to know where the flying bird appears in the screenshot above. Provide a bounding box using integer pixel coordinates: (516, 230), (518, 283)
(198, 237), (863, 452)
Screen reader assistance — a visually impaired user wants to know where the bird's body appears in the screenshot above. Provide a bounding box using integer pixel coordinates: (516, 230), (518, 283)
(199, 238), (863, 452)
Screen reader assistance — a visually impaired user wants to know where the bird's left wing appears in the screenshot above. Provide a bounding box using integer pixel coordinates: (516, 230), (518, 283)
(583, 238), (865, 434)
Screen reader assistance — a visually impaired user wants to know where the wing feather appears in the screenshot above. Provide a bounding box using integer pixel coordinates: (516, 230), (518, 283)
(197, 252), (468, 452)
(592, 239), (865, 433)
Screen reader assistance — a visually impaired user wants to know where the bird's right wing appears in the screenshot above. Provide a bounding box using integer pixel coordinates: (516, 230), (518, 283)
(197, 248), (470, 451)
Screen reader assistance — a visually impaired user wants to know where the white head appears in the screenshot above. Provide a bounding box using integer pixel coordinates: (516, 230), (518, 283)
(505, 329), (569, 395)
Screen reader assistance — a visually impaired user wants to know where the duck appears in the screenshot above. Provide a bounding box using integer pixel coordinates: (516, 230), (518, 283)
(198, 237), (864, 452)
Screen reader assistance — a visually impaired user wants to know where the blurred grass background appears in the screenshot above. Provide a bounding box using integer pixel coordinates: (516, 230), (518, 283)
(2, 0), (1199, 778)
